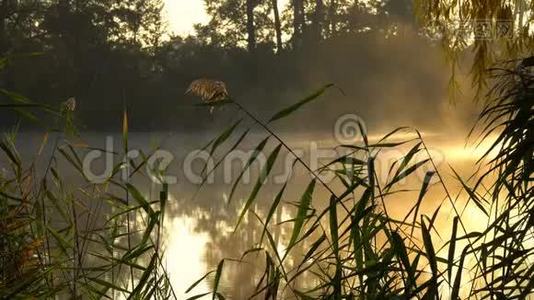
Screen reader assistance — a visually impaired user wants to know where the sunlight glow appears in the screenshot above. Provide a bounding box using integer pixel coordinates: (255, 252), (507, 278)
(164, 215), (210, 297)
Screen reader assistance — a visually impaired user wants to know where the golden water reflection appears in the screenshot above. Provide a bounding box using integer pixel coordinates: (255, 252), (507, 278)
(161, 132), (497, 299)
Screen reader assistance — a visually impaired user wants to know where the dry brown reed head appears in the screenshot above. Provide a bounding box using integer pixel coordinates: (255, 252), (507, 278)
(63, 97), (76, 112)
(185, 79), (229, 103)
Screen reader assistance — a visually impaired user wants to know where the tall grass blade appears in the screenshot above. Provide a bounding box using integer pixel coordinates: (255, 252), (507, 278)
(234, 144), (282, 230)
(212, 260), (225, 300)
(227, 136), (269, 205)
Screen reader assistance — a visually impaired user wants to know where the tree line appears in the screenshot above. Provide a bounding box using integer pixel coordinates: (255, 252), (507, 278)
(3, 0), (530, 131)
(197, 0), (412, 51)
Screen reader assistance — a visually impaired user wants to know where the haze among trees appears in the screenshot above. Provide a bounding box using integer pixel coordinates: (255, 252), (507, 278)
(1, 0), (451, 131)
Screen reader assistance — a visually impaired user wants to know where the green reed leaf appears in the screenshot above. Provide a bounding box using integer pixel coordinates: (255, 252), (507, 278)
(287, 179), (316, 251)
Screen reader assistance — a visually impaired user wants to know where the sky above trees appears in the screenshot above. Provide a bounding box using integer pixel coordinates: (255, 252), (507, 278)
(164, 0), (210, 35)
(164, 0), (289, 36)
